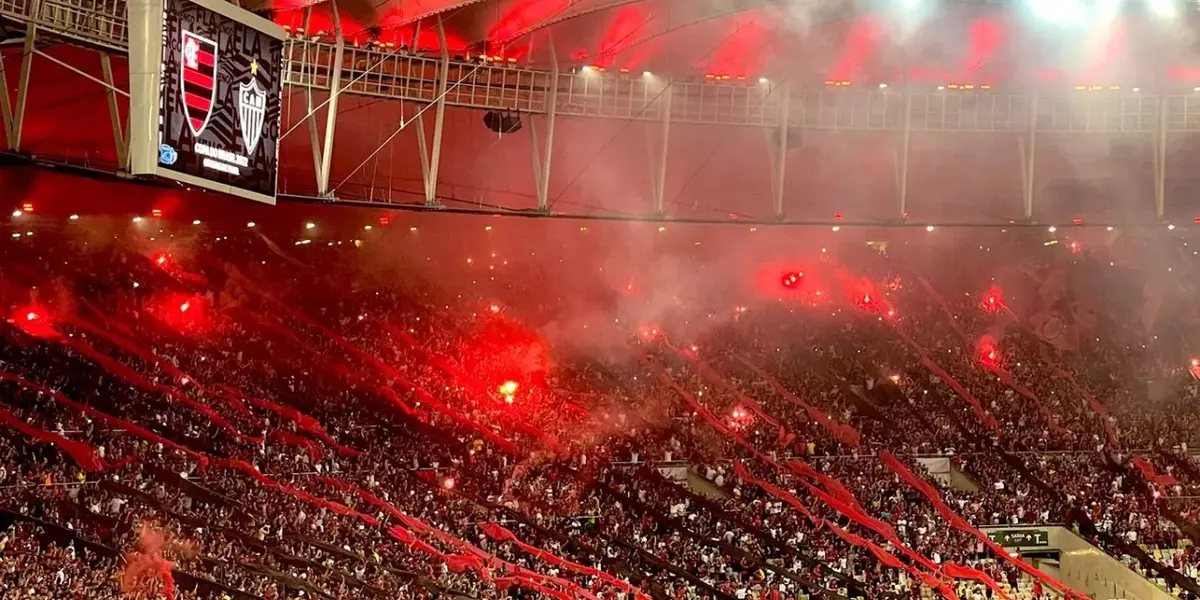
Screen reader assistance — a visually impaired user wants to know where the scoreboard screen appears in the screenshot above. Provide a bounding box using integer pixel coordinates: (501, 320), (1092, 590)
(129, 0), (285, 204)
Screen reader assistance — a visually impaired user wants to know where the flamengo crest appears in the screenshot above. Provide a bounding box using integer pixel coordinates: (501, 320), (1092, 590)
(180, 30), (218, 137)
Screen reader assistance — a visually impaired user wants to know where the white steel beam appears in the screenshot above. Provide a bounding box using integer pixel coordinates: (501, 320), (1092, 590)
(99, 52), (128, 168)
(893, 81), (912, 219)
(1018, 95), (1038, 221)
(767, 82), (790, 220)
(298, 8), (326, 191)
(650, 85), (672, 216)
(1154, 93), (1168, 221)
(530, 37), (558, 212)
(423, 16), (450, 207)
(2, 10), (36, 150)
(0, 43), (13, 148)
(316, 3), (344, 197)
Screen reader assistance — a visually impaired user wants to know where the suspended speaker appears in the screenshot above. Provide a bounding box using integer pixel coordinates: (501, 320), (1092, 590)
(483, 110), (523, 134)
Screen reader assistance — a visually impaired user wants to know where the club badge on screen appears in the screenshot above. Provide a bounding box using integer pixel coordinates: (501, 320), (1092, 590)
(180, 30), (218, 137)
(238, 61), (267, 154)
(149, 0), (284, 201)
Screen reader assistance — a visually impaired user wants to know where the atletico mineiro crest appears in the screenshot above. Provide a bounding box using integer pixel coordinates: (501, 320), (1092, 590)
(238, 60), (267, 154)
(180, 30), (219, 137)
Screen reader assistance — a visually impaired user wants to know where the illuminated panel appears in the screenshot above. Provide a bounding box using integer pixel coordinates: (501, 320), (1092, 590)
(129, 0), (285, 204)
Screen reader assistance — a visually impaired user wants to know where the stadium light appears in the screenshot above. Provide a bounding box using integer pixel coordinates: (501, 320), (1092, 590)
(1146, 0), (1177, 18)
(305, 222), (316, 230)
(247, 221), (256, 228)
(1027, 0), (1083, 24)
(69, 215), (79, 221)
(11, 210), (21, 217)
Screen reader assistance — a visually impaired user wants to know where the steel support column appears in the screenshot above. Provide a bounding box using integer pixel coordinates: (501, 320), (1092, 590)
(650, 85), (672, 216)
(316, 5), (344, 197)
(100, 52), (128, 168)
(1, 9), (36, 150)
(298, 8), (326, 188)
(415, 18), (449, 207)
(1153, 93), (1168, 220)
(530, 51), (558, 212)
(0, 44), (13, 148)
(1018, 95), (1038, 221)
(893, 81), (912, 219)
(768, 83), (790, 220)
(425, 17), (450, 207)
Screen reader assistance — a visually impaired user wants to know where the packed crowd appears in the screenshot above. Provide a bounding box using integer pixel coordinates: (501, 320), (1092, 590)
(0, 208), (1198, 600)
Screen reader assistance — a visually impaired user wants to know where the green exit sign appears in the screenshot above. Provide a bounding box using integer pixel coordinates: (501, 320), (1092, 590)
(988, 529), (1050, 547)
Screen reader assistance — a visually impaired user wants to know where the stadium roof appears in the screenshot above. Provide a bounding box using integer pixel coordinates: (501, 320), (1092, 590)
(282, 0), (1200, 84)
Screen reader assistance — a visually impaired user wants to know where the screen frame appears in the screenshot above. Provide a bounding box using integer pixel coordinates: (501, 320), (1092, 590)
(128, 0), (287, 205)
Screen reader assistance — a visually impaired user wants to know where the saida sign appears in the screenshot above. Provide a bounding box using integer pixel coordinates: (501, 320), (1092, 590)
(988, 529), (1050, 547)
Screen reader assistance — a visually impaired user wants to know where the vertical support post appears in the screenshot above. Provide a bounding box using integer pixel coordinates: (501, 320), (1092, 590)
(894, 76), (912, 219)
(1018, 94), (1038, 221)
(0, 44), (13, 148)
(1154, 92), (1168, 221)
(100, 52), (128, 169)
(530, 38), (558, 212)
(424, 15), (450, 207)
(3, 13), (37, 150)
(650, 84), (672, 216)
(301, 7), (325, 189)
(316, 4), (344, 197)
(768, 82), (790, 220)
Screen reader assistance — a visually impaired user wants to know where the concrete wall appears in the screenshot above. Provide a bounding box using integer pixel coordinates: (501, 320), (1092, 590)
(916, 456), (981, 492)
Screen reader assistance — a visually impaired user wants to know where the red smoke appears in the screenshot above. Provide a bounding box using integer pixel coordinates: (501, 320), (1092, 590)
(120, 525), (192, 600)
(462, 316), (550, 391)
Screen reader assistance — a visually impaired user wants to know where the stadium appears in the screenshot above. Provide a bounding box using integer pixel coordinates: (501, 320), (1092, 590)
(3, 0), (1200, 598)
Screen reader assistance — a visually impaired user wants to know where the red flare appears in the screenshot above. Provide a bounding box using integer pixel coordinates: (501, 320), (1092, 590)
(638, 325), (660, 341)
(981, 286), (1008, 314)
(978, 337), (1001, 369)
(498, 380), (519, 396)
(11, 305), (58, 339)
